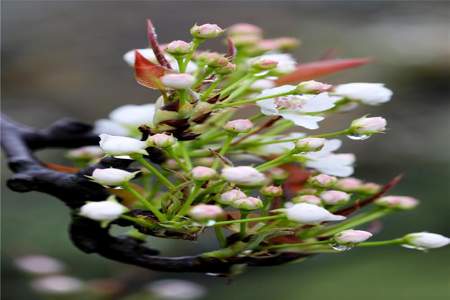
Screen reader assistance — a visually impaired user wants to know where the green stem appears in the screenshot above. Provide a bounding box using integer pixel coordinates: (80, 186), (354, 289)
(357, 238), (405, 247)
(309, 129), (351, 139)
(133, 155), (176, 190)
(213, 214), (284, 227)
(179, 39), (201, 73)
(201, 75), (222, 100)
(166, 148), (190, 173)
(219, 73), (253, 98)
(174, 184), (202, 218)
(240, 211), (249, 238)
(214, 226), (227, 248)
(267, 240), (331, 250)
(178, 143), (193, 170)
(211, 134), (234, 169)
(256, 151), (294, 171)
(122, 182), (166, 222)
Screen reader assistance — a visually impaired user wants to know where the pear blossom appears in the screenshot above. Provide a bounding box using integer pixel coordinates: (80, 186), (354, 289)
(375, 196), (419, 210)
(190, 23), (223, 39)
(99, 134), (148, 156)
(15, 255), (65, 275)
(232, 197), (263, 210)
(335, 230), (373, 244)
(257, 85), (340, 129)
(109, 104), (156, 128)
(219, 189), (247, 205)
(191, 166), (217, 181)
(320, 190), (351, 205)
(189, 204), (224, 221)
(123, 48), (197, 73)
(90, 168), (137, 186)
(285, 203), (346, 224)
(80, 197), (128, 221)
(334, 83), (393, 105)
(221, 166), (267, 186)
(31, 276), (84, 294)
(252, 53), (297, 73)
(160, 73), (195, 89)
(404, 232), (450, 249)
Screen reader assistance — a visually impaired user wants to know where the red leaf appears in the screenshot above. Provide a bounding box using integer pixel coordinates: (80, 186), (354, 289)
(134, 50), (170, 89)
(146, 19), (172, 69)
(276, 57), (372, 85)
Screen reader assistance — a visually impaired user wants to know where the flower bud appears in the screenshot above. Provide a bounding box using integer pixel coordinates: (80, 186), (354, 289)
(375, 195), (419, 210)
(360, 182), (382, 194)
(274, 37), (301, 50)
(320, 190), (350, 205)
(350, 116), (387, 135)
(292, 195), (322, 205)
(160, 73), (195, 89)
(251, 58), (278, 70)
(250, 79), (275, 91)
(163, 159), (180, 170)
(404, 232), (449, 249)
(191, 166), (217, 181)
(224, 119), (253, 133)
(219, 189), (247, 205)
(99, 134), (147, 156)
(189, 204), (224, 221)
(334, 229), (373, 244)
(285, 203), (346, 224)
(232, 197), (263, 210)
(335, 177), (363, 192)
(67, 146), (103, 161)
(194, 157), (215, 167)
(148, 133), (176, 148)
(308, 174), (338, 188)
(227, 23), (263, 37)
(297, 188), (318, 195)
(196, 52), (229, 67)
(221, 166), (267, 186)
(229, 35), (261, 47)
(268, 168), (288, 181)
(260, 185), (283, 197)
(215, 62), (236, 75)
(90, 168), (137, 186)
(190, 23), (223, 39)
(109, 104), (155, 128)
(295, 138), (326, 152)
(297, 80), (332, 93)
(166, 40), (192, 55)
(334, 83), (393, 105)
(79, 197), (128, 221)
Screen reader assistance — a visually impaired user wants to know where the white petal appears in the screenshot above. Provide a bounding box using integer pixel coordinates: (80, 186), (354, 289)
(279, 113), (324, 129)
(109, 104), (155, 127)
(94, 119), (129, 136)
(300, 93), (340, 113)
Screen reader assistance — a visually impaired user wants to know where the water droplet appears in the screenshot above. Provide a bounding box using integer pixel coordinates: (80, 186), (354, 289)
(401, 244), (428, 252)
(346, 134), (370, 141)
(205, 220), (217, 227)
(329, 242), (353, 251)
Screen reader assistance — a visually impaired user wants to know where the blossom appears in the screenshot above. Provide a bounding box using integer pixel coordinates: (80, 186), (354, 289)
(231, 197), (263, 210)
(252, 53), (297, 73)
(221, 166), (267, 186)
(285, 203), (346, 224)
(350, 116), (387, 135)
(335, 177), (363, 191)
(227, 23), (263, 36)
(190, 23), (223, 39)
(15, 255), (65, 275)
(148, 133), (177, 148)
(161, 73), (195, 89)
(191, 166), (217, 181)
(257, 85), (340, 129)
(189, 204), (224, 221)
(375, 196), (419, 210)
(320, 190), (351, 205)
(166, 40), (192, 55)
(260, 185), (283, 197)
(90, 168), (137, 186)
(79, 197), (128, 221)
(334, 83), (393, 105)
(31, 275), (84, 295)
(297, 80), (333, 93)
(334, 230), (373, 244)
(308, 174), (338, 187)
(295, 137), (326, 152)
(219, 189), (247, 205)
(404, 232), (449, 249)
(123, 48), (197, 73)
(109, 104), (156, 128)
(99, 134), (148, 156)
(224, 119), (254, 133)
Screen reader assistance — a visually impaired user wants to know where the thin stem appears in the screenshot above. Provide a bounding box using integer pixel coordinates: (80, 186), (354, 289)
(201, 75), (222, 100)
(240, 211), (249, 238)
(256, 151), (294, 171)
(213, 214), (283, 227)
(179, 39), (201, 73)
(267, 240), (331, 250)
(214, 226), (227, 248)
(309, 129), (350, 139)
(122, 182), (166, 222)
(120, 215), (152, 227)
(211, 134), (234, 169)
(133, 155), (176, 190)
(174, 184), (202, 219)
(219, 73), (253, 98)
(166, 148), (190, 173)
(178, 143), (193, 170)
(357, 238), (405, 248)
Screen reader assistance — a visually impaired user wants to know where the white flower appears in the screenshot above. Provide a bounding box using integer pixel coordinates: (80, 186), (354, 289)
(90, 168), (137, 186)
(99, 134), (148, 156)
(31, 275), (84, 295)
(219, 189), (247, 205)
(257, 85), (340, 129)
(146, 279), (206, 300)
(335, 230), (373, 244)
(191, 166), (217, 181)
(285, 203), (345, 224)
(375, 196), (419, 210)
(160, 73), (196, 89)
(109, 104), (156, 128)
(320, 190), (351, 205)
(189, 204), (224, 221)
(351, 116), (387, 135)
(15, 255), (65, 275)
(404, 232), (450, 249)
(123, 48), (197, 73)
(94, 119), (129, 136)
(221, 166), (266, 186)
(334, 83), (393, 105)
(79, 196), (128, 221)
(252, 53), (297, 73)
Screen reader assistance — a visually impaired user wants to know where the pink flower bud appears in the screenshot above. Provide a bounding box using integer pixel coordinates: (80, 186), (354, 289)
(351, 116), (387, 134)
(148, 133), (176, 148)
(260, 185), (283, 197)
(160, 73), (195, 89)
(221, 166), (267, 186)
(360, 182), (382, 194)
(189, 204), (224, 221)
(320, 190), (350, 205)
(166, 40), (192, 55)
(308, 174), (338, 187)
(67, 146), (104, 160)
(297, 80), (333, 93)
(251, 58), (278, 70)
(292, 195), (322, 205)
(334, 229), (373, 244)
(335, 177), (363, 191)
(224, 119), (254, 133)
(219, 189), (247, 205)
(196, 52), (229, 67)
(375, 196), (419, 210)
(232, 197), (263, 210)
(227, 23), (263, 36)
(404, 232), (449, 249)
(191, 166), (217, 181)
(295, 138), (326, 152)
(190, 23), (223, 39)
(229, 35), (261, 47)
(216, 62), (236, 75)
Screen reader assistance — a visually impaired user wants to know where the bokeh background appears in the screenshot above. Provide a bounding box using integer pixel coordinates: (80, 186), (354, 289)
(2, 1), (449, 299)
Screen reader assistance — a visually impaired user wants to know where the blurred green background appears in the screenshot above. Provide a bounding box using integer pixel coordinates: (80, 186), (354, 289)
(2, 1), (449, 299)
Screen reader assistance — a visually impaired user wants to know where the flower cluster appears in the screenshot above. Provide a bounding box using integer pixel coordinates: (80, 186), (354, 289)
(70, 20), (447, 268)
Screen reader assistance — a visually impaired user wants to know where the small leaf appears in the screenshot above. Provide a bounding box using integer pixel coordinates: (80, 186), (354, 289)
(134, 50), (170, 90)
(276, 57), (372, 85)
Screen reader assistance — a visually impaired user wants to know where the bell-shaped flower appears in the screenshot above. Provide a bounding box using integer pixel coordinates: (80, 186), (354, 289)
(79, 196), (128, 221)
(285, 203), (345, 224)
(256, 85), (340, 129)
(89, 168), (138, 186)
